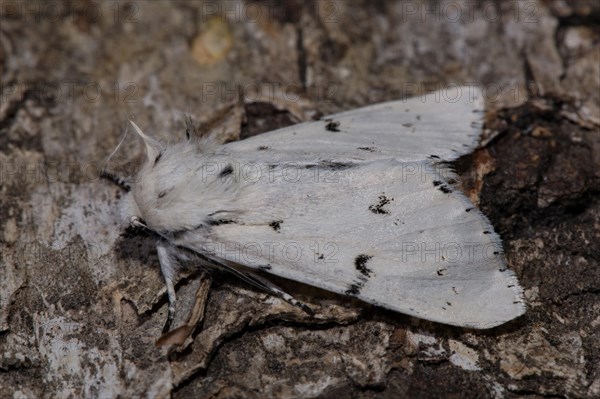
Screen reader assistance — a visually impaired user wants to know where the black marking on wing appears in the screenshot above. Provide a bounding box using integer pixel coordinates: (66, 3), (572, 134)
(438, 185), (452, 194)
(429, 155), (441, 159)
(345, 283), (361, 295)
(355, 254), (373, 277)
(269, 220), (283, 231)
(301, 161), (354, 170)
(369, 194), (393, 215)
(219, 164), (234, 177)
(357, 146), (377, 152)
(258, 264), (272, 271)
(437, 268), (447, 276)
(346, 254), (374, 296)
(257, 145), (269, 150)
(320, 161), (353, 170)
(324, 119), (341, 132)
(207, 218), (236, 226)
(433, 180), (443, 187)
(154, 151), (163, 165)
(465, 207), (474, 212)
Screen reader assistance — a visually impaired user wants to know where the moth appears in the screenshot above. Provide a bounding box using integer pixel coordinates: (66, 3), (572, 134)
(104, 86), (526, 330)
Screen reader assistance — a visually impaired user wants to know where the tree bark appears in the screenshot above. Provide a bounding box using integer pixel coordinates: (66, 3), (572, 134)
(1, 1), (599, 398)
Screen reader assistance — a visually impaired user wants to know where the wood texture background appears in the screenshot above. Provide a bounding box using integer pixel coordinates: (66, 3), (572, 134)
(1, 1), (599, 398)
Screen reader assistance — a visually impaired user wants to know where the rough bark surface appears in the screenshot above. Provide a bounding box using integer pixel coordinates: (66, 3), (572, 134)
(1, 1), (599, 398)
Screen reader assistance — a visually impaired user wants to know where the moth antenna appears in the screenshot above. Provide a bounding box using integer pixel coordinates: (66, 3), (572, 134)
(105, 124), (129, 165)
(101, 124), (131, 192)
(129, 120), (162, 161)
(183, 114), (194, 140)
(174, 111), (193, 141)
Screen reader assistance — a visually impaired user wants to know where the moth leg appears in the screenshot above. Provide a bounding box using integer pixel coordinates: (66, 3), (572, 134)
(100, 170), (131, 192)
(240, 271), (314, 316)
(156, 241), (180, 332)
(204, 255), (315, 315)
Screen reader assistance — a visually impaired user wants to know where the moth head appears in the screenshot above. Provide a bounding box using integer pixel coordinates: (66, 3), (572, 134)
(121, 121), (170, 231)
(118, 121), (237, 236)
(121, 121), (212, 234)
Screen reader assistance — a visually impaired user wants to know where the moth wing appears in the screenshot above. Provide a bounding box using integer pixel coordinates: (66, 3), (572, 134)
(180, 160), (525, 329)
(224, 86), (484, 163)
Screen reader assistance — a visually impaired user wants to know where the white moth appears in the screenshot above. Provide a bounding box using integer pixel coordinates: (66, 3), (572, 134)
(106, 86), (526, 330)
